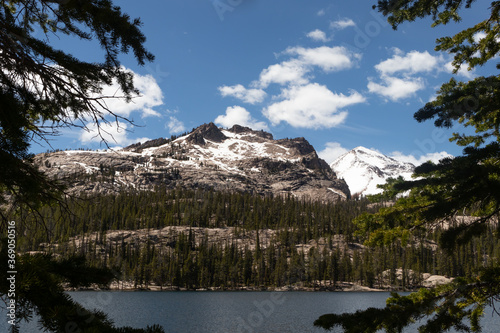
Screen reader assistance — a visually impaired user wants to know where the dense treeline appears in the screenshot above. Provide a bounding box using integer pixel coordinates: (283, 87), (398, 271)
(11, 188), (500, 290)
(16, 188), (372, 248)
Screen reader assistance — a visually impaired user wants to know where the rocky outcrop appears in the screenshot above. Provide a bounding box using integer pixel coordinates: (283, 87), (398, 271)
(229, 124), (273, 140)
(34, 123), (350, 201)
(422, 274), (454, 287)
(186, 122), (227, 145)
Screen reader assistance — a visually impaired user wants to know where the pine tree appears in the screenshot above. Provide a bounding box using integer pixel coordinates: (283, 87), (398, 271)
(0, 0), (154, 221)
(0, 0), (164, 331)
(0, 240), (163, 332)
(316, 1), (500, 332)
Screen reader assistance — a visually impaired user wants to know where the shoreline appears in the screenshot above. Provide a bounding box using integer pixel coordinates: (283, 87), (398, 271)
(65, 273), (453, 293)
(66, 281), (415, 293)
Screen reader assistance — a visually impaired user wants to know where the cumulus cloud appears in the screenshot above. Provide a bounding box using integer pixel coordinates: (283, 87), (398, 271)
(375, 49), (441, 76)
(330, 18), (356, 30)
(220, 46), (362, 130)
(215, 106), (269, 131)
(285, 46), (360, 73)
(7, 65), (164, 120)
(257, 59), (310, 88)
(80, 121), (149, 146)
(318, 142), (349, 164)
(263, 83), (365, 129)
(444, 61), (476, 79)
(98, 70), (163, 118)
(218, 84), (267, 104)
(257, 46), (360, 88)
(377, 48), (478, 80)
(474, 32), (487, 42)
(166, 116), (186, 134)
(306, 29), (331, 42)
(368, 49), (453, 101)
(471, 31), (500, 59)
(369, 48), (478, 101)
(77, 69), (164, 147)
(390, 150), (452, 166)
(367, 75), (425, 101)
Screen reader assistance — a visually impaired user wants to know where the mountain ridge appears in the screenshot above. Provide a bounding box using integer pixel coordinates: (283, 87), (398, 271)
(34, 123), (350, 202)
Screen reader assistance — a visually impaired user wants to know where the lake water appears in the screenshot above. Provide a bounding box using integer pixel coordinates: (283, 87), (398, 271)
(3, 291), (500, 332)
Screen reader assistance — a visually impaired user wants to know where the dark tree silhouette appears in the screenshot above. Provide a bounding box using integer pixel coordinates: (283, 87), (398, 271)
(316, 1), (500, 332)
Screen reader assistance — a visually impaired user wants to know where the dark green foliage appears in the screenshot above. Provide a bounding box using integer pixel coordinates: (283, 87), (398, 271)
(11, 189), (380, 289)
(10, 188), (500, 292)
(315, 306), (412, 333)
(316, 1), (500, 331)
(0, 0), (154, 226)
(0, 239), (165, 332)
(315, 270), (500, 333)
(14, 188), (372, 245)
(5, 187), (500, 332)
(0, 1), (163, 331)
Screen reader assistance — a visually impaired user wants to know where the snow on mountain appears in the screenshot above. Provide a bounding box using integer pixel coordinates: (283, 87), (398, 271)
(330, 146), (415, 196)
(35, 123), (350, 202)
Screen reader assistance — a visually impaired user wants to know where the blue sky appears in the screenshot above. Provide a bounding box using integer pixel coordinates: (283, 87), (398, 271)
(32, 0), (494, 165)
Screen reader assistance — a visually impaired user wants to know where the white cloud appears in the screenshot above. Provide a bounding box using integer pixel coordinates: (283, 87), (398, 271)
(221, 46), (362, 128)
(257, 46), (360, 88)
(473, 32), (487, 42)
(257, 59), (310, 88)
(215, 105), (269, 131)
(444, 61), (476, 79)
(390, 151), (452, 166)
(166, 116), (186, 134)
(317, 9), (326, 16)
(330, 18), (356, 30)
(98, 69), (163, 118)
(377, 48), (477, 80)
(318, 142), (349, 164)
(306, 29), (331, 42)
(369, 49), (469, 101)
(80, 121), (141, 146)
(375, 50), (441, 76)
(263, 83), (365, 129)
(10, 65), (164, 121)
(367, 75), (425, 101)
(218, 84), (267, 104)
(285, 46), (360, 73)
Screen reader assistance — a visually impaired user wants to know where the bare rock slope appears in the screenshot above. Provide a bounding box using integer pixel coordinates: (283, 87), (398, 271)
(35, 123), (350, 201)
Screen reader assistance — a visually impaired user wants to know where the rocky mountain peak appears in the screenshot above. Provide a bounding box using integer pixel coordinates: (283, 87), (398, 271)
(186, 122), (227, 145)
(277, 137), (316, 156)
(35, 123), (350, 202)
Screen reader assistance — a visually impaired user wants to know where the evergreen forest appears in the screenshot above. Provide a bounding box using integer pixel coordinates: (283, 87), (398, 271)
(11, 188), (500, 291)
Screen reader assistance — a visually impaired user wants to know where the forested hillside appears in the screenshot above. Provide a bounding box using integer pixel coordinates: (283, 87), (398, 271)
(12, 188), (500, 291)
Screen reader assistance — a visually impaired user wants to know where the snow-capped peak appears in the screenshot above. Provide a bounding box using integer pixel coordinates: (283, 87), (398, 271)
(330, 146), (415, 196)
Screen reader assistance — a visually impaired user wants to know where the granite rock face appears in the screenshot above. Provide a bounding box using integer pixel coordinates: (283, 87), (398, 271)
(35, 123), (350, 201)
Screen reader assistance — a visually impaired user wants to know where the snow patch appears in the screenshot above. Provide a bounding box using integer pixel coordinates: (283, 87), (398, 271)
(74, 162), (99, 174)
(328, 187), (347, 199)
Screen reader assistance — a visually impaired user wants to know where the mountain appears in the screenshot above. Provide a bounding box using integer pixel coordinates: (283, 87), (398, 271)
(35, 123), (350, 201)
(330, 146), (415, 196)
